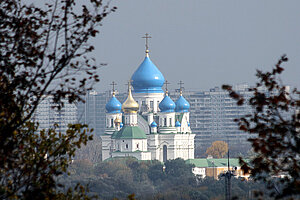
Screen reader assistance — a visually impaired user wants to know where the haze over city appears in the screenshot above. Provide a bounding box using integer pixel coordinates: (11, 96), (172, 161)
(89, 0), (300, 92)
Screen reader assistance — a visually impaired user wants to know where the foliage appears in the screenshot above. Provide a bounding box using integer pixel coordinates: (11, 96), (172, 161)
(205, 141), (229, 158)
(0, 0), (115, 199)
(222, 55), (300, 199)
(64, 158), (269, 200)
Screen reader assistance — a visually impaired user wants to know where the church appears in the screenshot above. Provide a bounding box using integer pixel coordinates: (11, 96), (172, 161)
(101, 35), (195, 162)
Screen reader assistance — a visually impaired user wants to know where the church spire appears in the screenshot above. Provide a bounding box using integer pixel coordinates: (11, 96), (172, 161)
(142, 33), (152, 57)
(110, 81), (117, 96)
(122, 80), (139, 114)
(178, 80), (184, 96)
(164, 80), (170, 96)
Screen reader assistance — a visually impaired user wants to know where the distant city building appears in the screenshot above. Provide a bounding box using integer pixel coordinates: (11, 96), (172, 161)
(170, 84), (254, 157)
(32, 96), (77, 133)
(77, 90), (127, 135)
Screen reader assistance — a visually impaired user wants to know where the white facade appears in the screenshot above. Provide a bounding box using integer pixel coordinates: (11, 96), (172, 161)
(133, 92), (164, 114)
(192, 167), (206, 178)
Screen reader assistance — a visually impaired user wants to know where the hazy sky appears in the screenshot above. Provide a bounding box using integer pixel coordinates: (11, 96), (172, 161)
(89, 0), (300, 93)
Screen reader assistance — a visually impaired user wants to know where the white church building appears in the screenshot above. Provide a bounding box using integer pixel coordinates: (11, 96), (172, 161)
(101, 37), (195, 162)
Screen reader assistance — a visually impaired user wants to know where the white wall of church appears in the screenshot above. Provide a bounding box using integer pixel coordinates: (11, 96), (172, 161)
(147, 133), (195, 162)
(106, 113), (122, 128)
(115, 138), (147, 152)
(133, 92), (164, 114)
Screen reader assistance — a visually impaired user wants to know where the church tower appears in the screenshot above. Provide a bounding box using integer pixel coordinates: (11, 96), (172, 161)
(131, 34), (165, 127)
(109, 82), (151, 160)
(101, 82), (122, 160)
(101, 34), (195, 162)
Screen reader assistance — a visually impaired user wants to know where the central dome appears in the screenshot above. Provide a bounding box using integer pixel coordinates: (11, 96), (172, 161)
(131, 56), (165, 93)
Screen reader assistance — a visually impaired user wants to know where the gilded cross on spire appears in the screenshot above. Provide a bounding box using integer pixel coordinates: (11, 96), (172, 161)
(125, 80), (133, 92)
(178, 80), (184, 95)
(142, 33), (152, 57)
(110, 81), (117, 95)
(164, 80), (170, 95)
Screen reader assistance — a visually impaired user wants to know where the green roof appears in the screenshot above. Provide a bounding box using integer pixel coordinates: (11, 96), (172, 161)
(112, 126), (147, 139)
(186, 158), (245, 168)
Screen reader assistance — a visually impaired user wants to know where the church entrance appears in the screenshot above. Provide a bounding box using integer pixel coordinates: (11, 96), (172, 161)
(163, 145), (167, 163)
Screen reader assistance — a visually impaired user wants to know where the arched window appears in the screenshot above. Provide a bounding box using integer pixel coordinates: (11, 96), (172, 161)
(163, 145), (167, 163)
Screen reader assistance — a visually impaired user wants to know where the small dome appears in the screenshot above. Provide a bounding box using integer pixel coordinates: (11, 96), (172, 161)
(131, 56), (165, 93)
(105, 95), (121, 113)
(150, 121), (157, 127)
(122, 85), (139, 113)
(175, 120), (181, 127)
(114, 117), (122, 124)
(159, 94), (175, 113)
(175, 95), (190, 113)
(187, 122), (190, 127)
(120, 122), (123, 128)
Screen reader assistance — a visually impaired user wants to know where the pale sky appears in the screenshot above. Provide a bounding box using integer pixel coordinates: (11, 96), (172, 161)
(89, 0), (300, 93)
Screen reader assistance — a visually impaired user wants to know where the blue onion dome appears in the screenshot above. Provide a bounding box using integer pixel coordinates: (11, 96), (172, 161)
(120, 122), (123, 128)
(131, 55), (165, 93)
(175, 94), (190, 113)
(159, 93), (175, 112)
(105, 93), (122, 113)
(175, 120), (181, 127)
(150, 121), (157, 127)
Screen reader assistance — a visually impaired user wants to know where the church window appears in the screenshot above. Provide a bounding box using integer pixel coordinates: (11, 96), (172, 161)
(126, 144), (128, 149)
(137, 143), (139, 149)
(150, 101), (154, 109)
(164, 118), (167, 127)
(169, 118), (172, 127)
(111, 119), (114, 127)
(163, 145), (167, 163)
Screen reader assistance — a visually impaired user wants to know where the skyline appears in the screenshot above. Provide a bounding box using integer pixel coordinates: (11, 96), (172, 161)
(88, 0), (300, 92)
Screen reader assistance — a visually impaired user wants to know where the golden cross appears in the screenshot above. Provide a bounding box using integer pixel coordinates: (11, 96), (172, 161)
(142, 33), (152, 52)
(125, 80), (133, 91)
(178, 81), (184, 93)
(110, 81), (116, 92)
(165, 80), (170, 92)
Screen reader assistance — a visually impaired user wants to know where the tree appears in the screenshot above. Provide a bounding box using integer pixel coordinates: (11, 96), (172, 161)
(205, 141), (228, 158)
(222, 55), (300, 199)
(0, 0), (116, 198)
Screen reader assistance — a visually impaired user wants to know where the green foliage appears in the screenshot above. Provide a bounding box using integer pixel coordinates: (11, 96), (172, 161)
(0, 0), (115, 198)
(205, 141), (228, 158)
(223, 55), (300, 199)
(64, 158), (269, 200)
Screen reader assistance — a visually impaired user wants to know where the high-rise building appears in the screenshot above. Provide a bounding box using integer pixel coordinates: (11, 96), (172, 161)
(170, 84), (254, 157)
(77, 90), (127, 135)
(32, 96), (77, 133)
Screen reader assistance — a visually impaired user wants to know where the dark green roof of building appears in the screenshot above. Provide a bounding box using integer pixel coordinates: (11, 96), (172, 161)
(186, 158), (245, 168)
(111, 126), (147, 139)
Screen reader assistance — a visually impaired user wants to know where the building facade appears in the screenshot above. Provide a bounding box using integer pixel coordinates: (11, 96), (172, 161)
(170, 84), (254, 157)
(32, 96), (77, 133)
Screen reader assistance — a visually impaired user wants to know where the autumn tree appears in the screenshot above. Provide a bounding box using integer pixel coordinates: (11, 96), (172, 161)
(0, 0), (116, 199)
(205, 141), (228, 158)
(223, 55), (300, 199)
